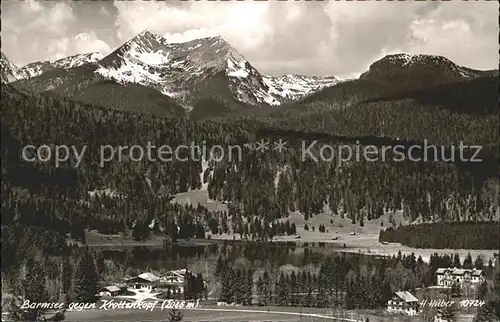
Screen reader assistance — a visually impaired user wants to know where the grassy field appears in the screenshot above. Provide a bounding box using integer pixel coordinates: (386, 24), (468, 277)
(64, 308), (336, 322)
(2, 301), (476, 322)
(82, 230), (217, 249)
(81, 188), (497, 263)
(61, 304), (418, 322)
(211, 209), (497, 263)
(174, 189), (228, 213)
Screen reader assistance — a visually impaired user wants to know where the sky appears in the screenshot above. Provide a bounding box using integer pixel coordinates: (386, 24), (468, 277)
(1, 0), (498, 79)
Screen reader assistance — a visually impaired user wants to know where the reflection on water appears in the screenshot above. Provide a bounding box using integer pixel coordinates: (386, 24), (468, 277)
(100, 240), (365, 270)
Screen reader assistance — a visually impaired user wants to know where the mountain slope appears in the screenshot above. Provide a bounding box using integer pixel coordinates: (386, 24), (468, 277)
(17, 52), (103, 79)
(14, 64), (185, 117)
(359, 53), (496, 88)
(95, 30), (338, 107)
(1, 52), (20, 83)
(261, 72), (498, 155)
(297, 54), (498, 107)
(363, 74), (499, 115)
(11, 30), (338, 117)
(95, 30), (268, 107)
(65, 79), (186, 117)
(263, 74), (339, 103)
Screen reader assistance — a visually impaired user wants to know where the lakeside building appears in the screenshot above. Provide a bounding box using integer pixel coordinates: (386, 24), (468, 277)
(435, 268), (484, 287)
(387, 291), (420, 316)
(124, 272), (160, 290)
(159, 269), (188, 296)
(122, 269), (196, 299)
(97, 285), (123, 297)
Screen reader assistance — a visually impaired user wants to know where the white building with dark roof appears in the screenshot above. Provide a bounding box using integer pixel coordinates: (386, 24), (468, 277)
(436, 268), (484, 287)
(98, 285), (122, 297)
(387, 291), (420, 316)
(122, 269), (202, 299)
(124, 272), (161, 290)
(159, 269), (188, 296)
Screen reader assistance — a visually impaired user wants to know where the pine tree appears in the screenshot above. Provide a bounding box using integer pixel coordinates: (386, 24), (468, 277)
(452, 253), (461, 268)
(168, 308), (183, 321)
(474, 255), (485, 270)
(475, 302), (498, 322)
(276, 272), (287, 306)
(61, 256), (72, 296)
(493, 269), (500, 299)
(493, 269), (500, 319)
(195, 273), (204, 299)
(317, 274), (327, 308)
(298, 271), (306, 307)
(9, 260), (50, 321)
(290, 271), (298, 306)
(305, 272), (313, 307)
(256, 275), (265, 306)
(477, 281), (488, 300)
(439, 297), (456, 322)
(124, 251), (136, 272)
(244, 268), (253, 306)
(95, 251), (105, 277)
(132, 220), (142, 241)
(73, 252), (98, 303)
(234, 269), (244, 304)
(215, 256), (223, 277)
(218, 267), (232, 303)
(262, 270), (272, 306)
(450, 281), (461, 297)
(462, 252), (473, 269)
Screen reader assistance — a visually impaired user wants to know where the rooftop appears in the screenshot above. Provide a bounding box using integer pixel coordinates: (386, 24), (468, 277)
(138, 272), (160, 282)
(436, 268), (483, 276)
(125, 272), (161, 283)
(394, 291), (419, 303)
(100, 285), (121, 292)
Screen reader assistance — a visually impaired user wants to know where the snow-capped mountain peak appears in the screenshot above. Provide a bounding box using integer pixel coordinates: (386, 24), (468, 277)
(18, 52), (103, 79)
(112, 29), (171, 57)
(9, 29), (339, 109)
(94, 31), (338, 107)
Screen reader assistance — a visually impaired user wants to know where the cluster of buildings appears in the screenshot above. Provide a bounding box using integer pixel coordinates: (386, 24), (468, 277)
(385, 267), (485, 317)
(98, 269), (196, 298)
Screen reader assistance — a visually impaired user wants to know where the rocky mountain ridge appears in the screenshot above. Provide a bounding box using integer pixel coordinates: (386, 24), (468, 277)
(17, 52), (103, 79)
(1, 52), (20, 83)
(2, 31), (497, 116)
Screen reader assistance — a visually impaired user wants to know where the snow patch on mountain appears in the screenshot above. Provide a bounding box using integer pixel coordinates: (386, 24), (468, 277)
(227, 58), (249, 78)
(18, 52), (103, 79)
(52, 52), (103, 69)
(263, 74), (339, 102)
(93, 30), (339, 108)
(1, 52), (20, 83)
(95, 43), (168, 85)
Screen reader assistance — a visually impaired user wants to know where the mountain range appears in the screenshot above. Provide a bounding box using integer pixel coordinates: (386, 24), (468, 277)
(1, 29), (497, 118)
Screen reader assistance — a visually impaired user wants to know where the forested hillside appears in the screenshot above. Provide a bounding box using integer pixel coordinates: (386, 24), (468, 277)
(2, 76), (498, 255)
(263, 76), (499, 150)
